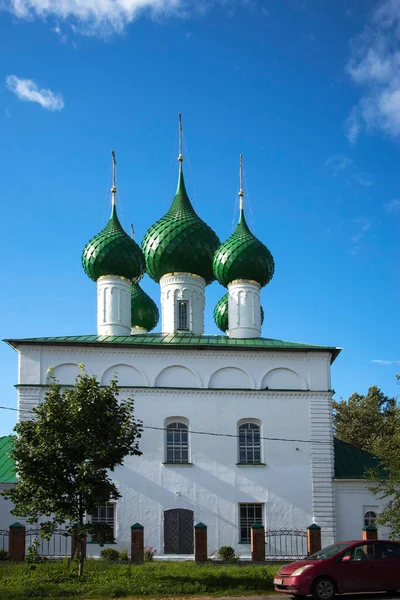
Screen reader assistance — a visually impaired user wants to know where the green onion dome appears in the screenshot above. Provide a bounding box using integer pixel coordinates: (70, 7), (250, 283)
(131, 282), (159, 332)
(212, 209), (274, 288)
(214, 292), (229, 333)
(214, 292), (264, 333)
(141, 167), (220, 284)
(82, 205), (145, 282)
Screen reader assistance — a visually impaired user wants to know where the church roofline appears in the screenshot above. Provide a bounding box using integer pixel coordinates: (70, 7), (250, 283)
(4, 334), (341, 363)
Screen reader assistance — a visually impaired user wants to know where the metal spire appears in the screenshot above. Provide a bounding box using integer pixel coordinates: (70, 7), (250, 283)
(239, 154), (244, 212)
(111, 150), (117, 206)
(178, 113), (183, 169)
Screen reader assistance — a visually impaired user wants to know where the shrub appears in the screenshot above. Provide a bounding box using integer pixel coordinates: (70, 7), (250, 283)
(217, 545), (238, 562)
(0, 548), (8, 560)
(144, 546), (157, 561)
(100, 548), (120, 562)
(25, 539), (47, 564)
(119, 548), (129, 562)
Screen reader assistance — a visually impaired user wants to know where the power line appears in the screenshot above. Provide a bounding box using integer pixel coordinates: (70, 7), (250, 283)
(0, 405), (331, 445)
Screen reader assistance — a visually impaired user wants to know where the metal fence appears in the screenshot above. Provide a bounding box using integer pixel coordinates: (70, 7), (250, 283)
(265, 529), (307, 560)
(25, 528), (71, 558)
(0, 529), (8, 552)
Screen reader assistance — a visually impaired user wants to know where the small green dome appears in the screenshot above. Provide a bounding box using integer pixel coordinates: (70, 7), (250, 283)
(131, 283), (159, 332)
(213, 210), (274, 288)
(214, 292), (264, 333)
(214, 292), (229, 333)
(141, 168), (220, 284)
(82, 205), (145, 282)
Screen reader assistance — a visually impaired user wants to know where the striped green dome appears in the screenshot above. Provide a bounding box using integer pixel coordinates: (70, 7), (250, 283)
(214, 292), (264, 333)
(82, 205), (145, 282)
(141, 168), (220, 284)
(213, 209), (274, 288)
(131, 282), (159, 332)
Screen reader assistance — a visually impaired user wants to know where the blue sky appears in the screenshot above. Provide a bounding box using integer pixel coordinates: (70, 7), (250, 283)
(0, 0), (399, 436)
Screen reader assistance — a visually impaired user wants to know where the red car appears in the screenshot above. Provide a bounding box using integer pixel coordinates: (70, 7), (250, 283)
(274, 539), (400, 600)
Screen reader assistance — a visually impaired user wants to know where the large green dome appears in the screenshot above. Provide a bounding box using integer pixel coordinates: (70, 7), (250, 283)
(131, 282), (159, 332)
(141, 168), (220, 284)
(214, 291), (264, 333)
(82, 205), (145, 282)
(213, 209), (274, 288)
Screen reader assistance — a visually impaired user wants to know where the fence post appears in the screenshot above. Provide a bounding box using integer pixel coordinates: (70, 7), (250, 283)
(362, 525), (378, 540)
(307, 524), (321, 556)
(251, 523), (265, 562)
(194, 522), (207, 563)
(71, 525), (87, 560)
(9, 522), (25, 561)
(131, 523), (144, 563)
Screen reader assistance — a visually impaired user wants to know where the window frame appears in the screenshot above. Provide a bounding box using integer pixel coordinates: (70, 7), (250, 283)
(87, 502), (116, 543)
(239, 502), (264, 543)
(177, 300), (189, 331)
(364, 510), (378, 527)
(237, 419), (262, 465)
(165, 417), (190, 464)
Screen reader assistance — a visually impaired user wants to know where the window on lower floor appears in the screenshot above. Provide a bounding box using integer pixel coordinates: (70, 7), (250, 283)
(166, 420), (189, 463)
(88, 503), (115, 535)
(238, 421), (262, 464)
(239, 503), (263, 543)
(364, 511), (377, 527)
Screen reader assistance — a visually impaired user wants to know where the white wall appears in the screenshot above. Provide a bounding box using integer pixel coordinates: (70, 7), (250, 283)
(0, 484), (16, 529)
(335, 480), (390, 541)
(15, 343), (335, 555)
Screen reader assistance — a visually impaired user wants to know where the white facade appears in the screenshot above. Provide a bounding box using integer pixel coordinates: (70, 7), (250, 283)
(160, 274), (206, 335)
(228, 280), (261, 339)
(97, 276), (131, 336)
(13, 342), (339, 555)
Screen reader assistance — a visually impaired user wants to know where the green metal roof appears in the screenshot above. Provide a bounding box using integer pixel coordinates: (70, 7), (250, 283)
(0, 435), (16, 484)
(82, 205), (145, 282)
(131, 282), (159, 332)
(213, 209), (275, 288)
(141, 168), (220, 284)
(5, 334), (341, 362)
(334, 438), (386, 479)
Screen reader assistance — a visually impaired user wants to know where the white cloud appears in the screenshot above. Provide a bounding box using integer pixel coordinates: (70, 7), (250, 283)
(371, 359), (400, 365)
(384, 198), (400, 213)
(5, 75), (64, 111)
(325, 154), (352, 176)
(344, 108), (361, 144)
(346, 1), (400, 140)
(2, 0), (204, 35)
(354, 171), (375, 186)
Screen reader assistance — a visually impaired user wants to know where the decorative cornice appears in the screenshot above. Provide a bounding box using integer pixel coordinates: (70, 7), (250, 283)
(15, 345), (332, 363)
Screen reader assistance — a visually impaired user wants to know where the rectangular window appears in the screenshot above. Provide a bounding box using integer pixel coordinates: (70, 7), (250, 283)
(89, 503), (115, 535)
(177, 300), (189, 330)
(239, 503), (263, 543)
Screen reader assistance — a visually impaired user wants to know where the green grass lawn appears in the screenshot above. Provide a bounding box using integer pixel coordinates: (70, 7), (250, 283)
(0, 560), (282, 600)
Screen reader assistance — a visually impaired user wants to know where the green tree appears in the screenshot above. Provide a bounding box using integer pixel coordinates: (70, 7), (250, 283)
(333, 385), (397, 454)
(2, 368), (142, 576)
(368, 374), (400, 536)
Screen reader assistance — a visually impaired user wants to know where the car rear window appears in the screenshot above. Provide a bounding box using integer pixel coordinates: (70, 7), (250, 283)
(379, 542), (400, 559)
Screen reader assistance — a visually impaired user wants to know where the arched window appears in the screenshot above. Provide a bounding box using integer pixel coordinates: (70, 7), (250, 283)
(364, 511), (377, 527)
(165, 419), (189, 464)
(238, 421), (261, 464)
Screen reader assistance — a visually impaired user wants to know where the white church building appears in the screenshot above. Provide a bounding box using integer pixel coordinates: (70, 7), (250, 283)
(2, 129), (386, 557)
